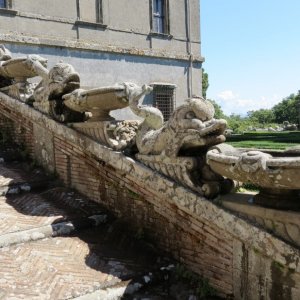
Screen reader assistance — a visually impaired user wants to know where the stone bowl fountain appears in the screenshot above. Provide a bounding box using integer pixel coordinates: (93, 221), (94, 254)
(0, 56), (47, 80)
(62, 85), (129, 122)
(62, 83), (151, 151)
(206, 144), (300, 210)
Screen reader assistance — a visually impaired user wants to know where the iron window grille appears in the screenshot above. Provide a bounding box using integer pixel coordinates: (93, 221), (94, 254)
(152, 84), (176, 121)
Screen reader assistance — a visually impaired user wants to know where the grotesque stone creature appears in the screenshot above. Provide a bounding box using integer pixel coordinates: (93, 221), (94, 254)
(129, 95), (227, 157)
(130, 93), (233, 198)
(0, 45), (48, 100)
(0, 45), (12, 88)
(32, 62), (83, 122)
(0, 45), (12, 61)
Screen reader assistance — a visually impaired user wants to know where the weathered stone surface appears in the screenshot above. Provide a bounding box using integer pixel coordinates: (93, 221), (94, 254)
(72, 120), (140, 151)
(207, 143), (300, 209)
(33, 123), (56, 173)
(63, 82), (150, 122)
(130, 94), (231, 197)
(32, 62), (82, 121)
(130, 95), (227, 157)
(61, 82), (150, 150)
(221, 193), (300, 249)
(0, 45), (47, 101)
(2, 89), (300, 299)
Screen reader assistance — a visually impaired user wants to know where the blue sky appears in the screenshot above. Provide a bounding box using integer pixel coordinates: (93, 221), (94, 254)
(201, 0), (300, 116)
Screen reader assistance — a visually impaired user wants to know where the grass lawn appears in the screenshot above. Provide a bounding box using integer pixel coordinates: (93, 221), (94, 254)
(226, 131), (300, 150)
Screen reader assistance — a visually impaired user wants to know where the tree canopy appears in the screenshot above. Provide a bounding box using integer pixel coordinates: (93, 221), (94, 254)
(273, 94), (299, 124)
(202, 69), (209, 99)
(201, 69), (300, 132)
(247, 109), (275, 124)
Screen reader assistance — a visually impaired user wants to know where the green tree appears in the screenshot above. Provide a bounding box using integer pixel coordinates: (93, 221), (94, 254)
(247, 109), (275, 124)
(202, 69), (209, 99)
(207, 99), (227, 119)
(226, 114), (257, 133)
(296, 91), (300, 127)
(273, 94), (298, 124)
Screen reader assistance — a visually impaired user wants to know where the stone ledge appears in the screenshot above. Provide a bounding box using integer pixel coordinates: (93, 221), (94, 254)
(0, 33), (204, 63)
(221, 193), (300, 248)
(75, 20), (107, 29)
(0, 8), (18, 15)
(0, 91), (299, 272)
(149, 31), (173, 39)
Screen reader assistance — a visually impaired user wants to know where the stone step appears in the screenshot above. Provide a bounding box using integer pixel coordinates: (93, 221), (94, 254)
(0, 148), (24, 163)
(0, 214), (107, 248)
(0, 162), (50, 195)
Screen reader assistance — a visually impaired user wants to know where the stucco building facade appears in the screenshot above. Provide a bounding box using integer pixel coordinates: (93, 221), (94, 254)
(0, 0), (203, 119)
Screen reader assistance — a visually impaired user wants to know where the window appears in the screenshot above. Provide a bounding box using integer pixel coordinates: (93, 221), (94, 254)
(77, 0), (103, 24)
(95, 0), (103, 24)
(152, 83), (176, 121)
(0, 0), (16, 14)
(0, 0), (12, 9)
(151, 0), (169, 34)
(0, 0), (6, 8)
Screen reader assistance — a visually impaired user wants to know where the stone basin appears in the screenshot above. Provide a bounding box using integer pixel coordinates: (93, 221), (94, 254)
(63, 86), (130, 121)
(207, 144), (300, 210)
(63, 83), (151, 122)
(0, 56), (47, 80)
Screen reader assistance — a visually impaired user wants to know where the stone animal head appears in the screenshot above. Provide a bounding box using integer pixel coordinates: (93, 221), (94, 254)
(122, 82), (153, 104)
(47, 63), (80, 99)
(166, 97), (228, 156)
(27, 54), (48, 69)
(0, 45), (12, 61)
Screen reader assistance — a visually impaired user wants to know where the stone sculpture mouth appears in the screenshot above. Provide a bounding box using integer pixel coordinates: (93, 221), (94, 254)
(199, 119), (227, 138)
(50, 73), (81, 97)
(62, 73), (80, 90)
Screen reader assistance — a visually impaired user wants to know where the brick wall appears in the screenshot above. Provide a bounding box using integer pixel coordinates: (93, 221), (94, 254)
(1, 93), (300, 299)
(53, 134), (234, 294)
(0, 102), (34, 156)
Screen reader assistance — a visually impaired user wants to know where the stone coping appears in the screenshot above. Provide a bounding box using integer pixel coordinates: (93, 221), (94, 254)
(0, 91), (299, 271)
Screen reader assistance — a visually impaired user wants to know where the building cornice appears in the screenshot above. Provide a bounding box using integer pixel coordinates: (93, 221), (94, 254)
(0, 33), (204, 63)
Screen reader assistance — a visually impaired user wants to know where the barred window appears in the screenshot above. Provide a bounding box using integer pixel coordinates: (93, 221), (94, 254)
(152, 84), (176, 121)
(152, 0), (169, 34)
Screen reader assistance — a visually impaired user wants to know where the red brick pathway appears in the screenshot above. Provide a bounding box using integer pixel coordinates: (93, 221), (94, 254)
(0, 162), (158, 299)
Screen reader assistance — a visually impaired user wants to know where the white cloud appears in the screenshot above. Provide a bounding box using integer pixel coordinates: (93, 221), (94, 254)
(217, 90), (238, 101)
(215, 90), (282, 116)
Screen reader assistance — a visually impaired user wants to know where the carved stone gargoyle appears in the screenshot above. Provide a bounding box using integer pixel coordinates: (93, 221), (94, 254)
(0, 44), (48, 101)
(129, 94), (234, 198)
(64, 83), (152, 150)
(31, 62), (83, 122)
